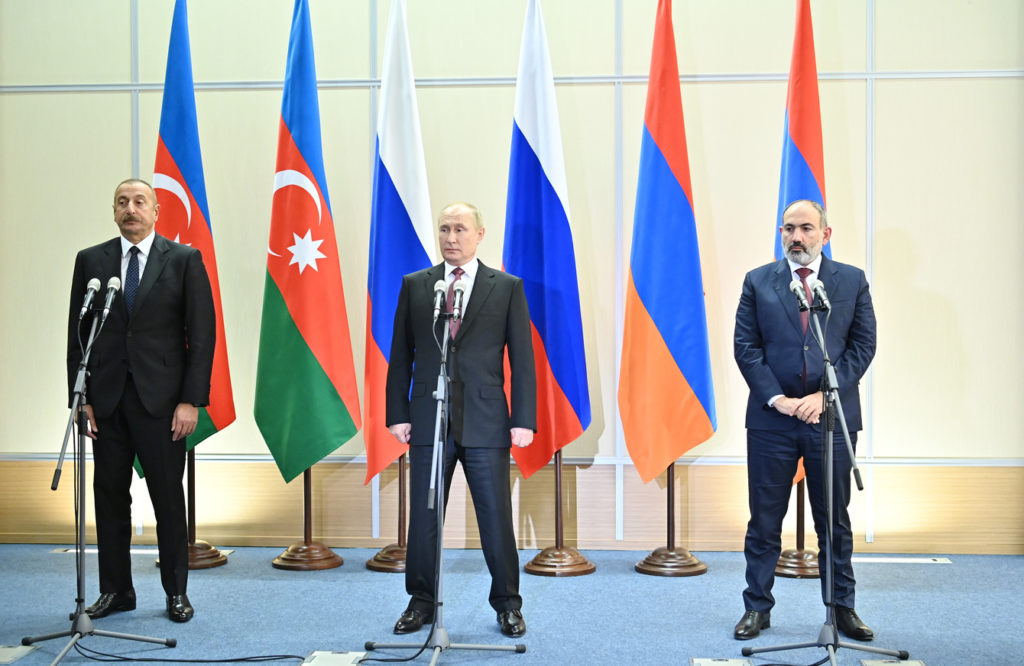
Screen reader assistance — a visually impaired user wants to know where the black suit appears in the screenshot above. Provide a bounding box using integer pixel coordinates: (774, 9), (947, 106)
(734, 256), (876, 613)
(386, 260), (536, 613)
(67, 233), (215, 597)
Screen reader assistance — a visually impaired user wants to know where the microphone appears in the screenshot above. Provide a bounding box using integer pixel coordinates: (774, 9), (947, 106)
(100, 276), (121, 324)
(78, 278), (102, 320)
(452, 280), (467, 320)
(810, 279), (831, 311)
(432, 280), (446, 322)
(789, 279), (810, 311)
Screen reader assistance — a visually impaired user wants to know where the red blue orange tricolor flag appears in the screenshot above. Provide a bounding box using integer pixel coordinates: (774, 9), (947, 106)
(364, 0), (434, 484)
(153, 0), (235, 448)
(775, 0), (830, 261)
(619, 0), (716, 484)
(254, 0), (361, 483)
(503, 0), (591, 479)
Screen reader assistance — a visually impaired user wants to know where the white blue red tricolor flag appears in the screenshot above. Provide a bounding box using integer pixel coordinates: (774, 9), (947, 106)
(503, 0), (591, 479)
(618, 0), (716, 484)
(254, 0), (361, 483)
(774, 0), (830, 261)
(364, 0), (434, 484)
(153, 0), (235, 448)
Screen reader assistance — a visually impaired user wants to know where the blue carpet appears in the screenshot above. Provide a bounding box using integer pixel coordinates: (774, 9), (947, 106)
(1, 545), (1020, 665)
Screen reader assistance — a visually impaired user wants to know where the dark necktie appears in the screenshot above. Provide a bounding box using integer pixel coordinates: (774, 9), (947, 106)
(125, 246), (140, 316)
(795, 266), (813, 334)
(446, 267), (465, 338)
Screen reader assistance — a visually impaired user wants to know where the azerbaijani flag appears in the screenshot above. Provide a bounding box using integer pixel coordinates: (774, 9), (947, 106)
(774, 0), (830, 261)
(255, 0), (361, 483)
(503, 0), (591, 479)
(364, 0), (434, 484)
(153, 0), (235, 448)
(618, 0), (715, 484)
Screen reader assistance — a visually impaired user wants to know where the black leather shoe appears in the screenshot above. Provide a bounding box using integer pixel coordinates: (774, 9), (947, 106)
(393, 608), (432, 634)
(166, 594), (194, 623)
(84, 589), (136, 619)
(497, 609), (526, 637)
(734, 610), (770, 640)
(836, 606), (873, 641)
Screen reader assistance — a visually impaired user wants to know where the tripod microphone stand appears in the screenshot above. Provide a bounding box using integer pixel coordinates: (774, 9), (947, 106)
(22, 304), (175, 665)
(743, 298), (908, 665)
(365, 310), (525, 664)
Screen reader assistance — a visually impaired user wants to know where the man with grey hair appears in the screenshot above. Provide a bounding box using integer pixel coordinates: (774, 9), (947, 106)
(733, 199), (877, 641)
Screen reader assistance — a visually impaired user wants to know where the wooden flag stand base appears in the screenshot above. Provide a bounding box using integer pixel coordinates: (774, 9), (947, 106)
(272, 468), (343, 571)
(366, 455), (407, 573)
(775, 478), (820, 579)
(159, 449), (228, 570)
(635, 462), (707, 577)
(525, 452), (595, 577)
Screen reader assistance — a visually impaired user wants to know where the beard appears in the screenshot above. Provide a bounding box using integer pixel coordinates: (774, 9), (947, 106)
(785, 242), (820, 266)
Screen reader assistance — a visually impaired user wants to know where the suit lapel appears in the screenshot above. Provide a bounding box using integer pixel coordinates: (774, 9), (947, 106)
(818, 256), (841, 303)
(456, 261), (495, 340)
(771, 259), (804, 338)
(101, 238), (127, 318)
(133, 234), (170, 318)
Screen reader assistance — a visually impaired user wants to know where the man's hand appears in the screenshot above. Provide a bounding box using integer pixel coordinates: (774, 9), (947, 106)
(80, 404), (98, 439)
(774, 392), (824, 424)
(389, 423), (412, 444)
(510, 427), (533, 448)
(171, 403), (199, 441)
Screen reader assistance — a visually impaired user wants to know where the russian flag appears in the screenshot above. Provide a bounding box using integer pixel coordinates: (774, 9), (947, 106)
(618, 0), (716, 484)
(153, 0), (235, 447)
(363, 0), (434, 484)
(503, 0), (591, 479)
(774, 0), (830, 260)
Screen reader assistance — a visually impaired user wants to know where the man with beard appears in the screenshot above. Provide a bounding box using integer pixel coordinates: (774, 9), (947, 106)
(732, 200), (877, 641)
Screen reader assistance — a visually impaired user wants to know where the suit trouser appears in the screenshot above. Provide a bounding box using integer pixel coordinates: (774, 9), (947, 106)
(406, 439), (521, 614)
(742, 426), (857, 614)
(92, 375), (188, 597)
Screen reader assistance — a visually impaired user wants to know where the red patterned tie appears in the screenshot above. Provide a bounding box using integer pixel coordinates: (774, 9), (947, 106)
(446, 267), (464, 338)
(796, 266), (813, 334)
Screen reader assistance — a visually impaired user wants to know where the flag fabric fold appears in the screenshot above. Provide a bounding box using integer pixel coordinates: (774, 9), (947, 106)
(364, 0), (435, 484)
(619, 0), (716, 484)
(503, 0), (591, 479)
(153, 0), (235, 448)
(255, 0), (361, 483)
(775, 0), (830, 261)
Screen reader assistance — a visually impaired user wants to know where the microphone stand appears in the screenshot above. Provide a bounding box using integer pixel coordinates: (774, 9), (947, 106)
(23, 309), (175, 664)
(743, 302), (907, 665)
(365, 311), (525, 664)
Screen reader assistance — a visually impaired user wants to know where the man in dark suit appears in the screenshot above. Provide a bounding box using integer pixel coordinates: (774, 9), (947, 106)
(66, 178), (215, 623)
(733, 200), (877, 641)
(386, 202), (536, 638)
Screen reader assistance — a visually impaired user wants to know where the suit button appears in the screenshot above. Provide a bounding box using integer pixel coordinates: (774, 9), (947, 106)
(127, 331), (133, 338)
(451, 346), (457, 352)
(803, 345), (809, 350)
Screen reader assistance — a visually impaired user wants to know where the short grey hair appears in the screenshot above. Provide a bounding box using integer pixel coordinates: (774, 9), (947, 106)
(438, 201), (483, 230)
(783, 199), (828, 229)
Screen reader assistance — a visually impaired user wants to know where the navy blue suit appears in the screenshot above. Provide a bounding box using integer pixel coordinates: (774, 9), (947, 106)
(734, 256), (876, 613)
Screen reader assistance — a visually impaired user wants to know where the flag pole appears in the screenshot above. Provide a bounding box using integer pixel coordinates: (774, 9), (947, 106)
(185, 449), (227, 568)
(366, 454), (408, 572)
(775, 478), (820, 578)
(635, 462), (707, 576)
(524, 451), (595, 576)
(272, 468), (342, 570)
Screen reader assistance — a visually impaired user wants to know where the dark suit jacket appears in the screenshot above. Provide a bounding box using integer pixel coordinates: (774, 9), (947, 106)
(734, 256), (876, 432)
(67, 234), (216, 419)
(385, 261), (537, 448)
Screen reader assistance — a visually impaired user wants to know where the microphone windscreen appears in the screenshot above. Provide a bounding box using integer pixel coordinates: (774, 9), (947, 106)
(107, 276), (122, 290)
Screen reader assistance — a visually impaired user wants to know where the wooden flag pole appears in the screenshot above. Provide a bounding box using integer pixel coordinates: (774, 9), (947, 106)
(185, 448), (227, 569)
(272, 467), (343, 570)
(775, 478), (820, 578)
(525, 450), (595, 576)
(635, 462), (707, 576)
(367, 453), (408, 572)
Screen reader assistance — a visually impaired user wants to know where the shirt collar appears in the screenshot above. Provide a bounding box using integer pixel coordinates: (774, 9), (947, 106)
(787, 253), (823, 276)
(445, 257), (478, 280)
(121, 231), (156, 257)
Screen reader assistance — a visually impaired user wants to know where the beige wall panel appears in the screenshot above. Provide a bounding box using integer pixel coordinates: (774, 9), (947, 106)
(873, 78), (1024, 459)
(622, 1), (867, 77)
(0, 0), (128, 85)
(137, 0), (371, 84)
(402, 0), (615, 79)
(875, 0), (1024, 72)
(0, 93), (134, 455)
